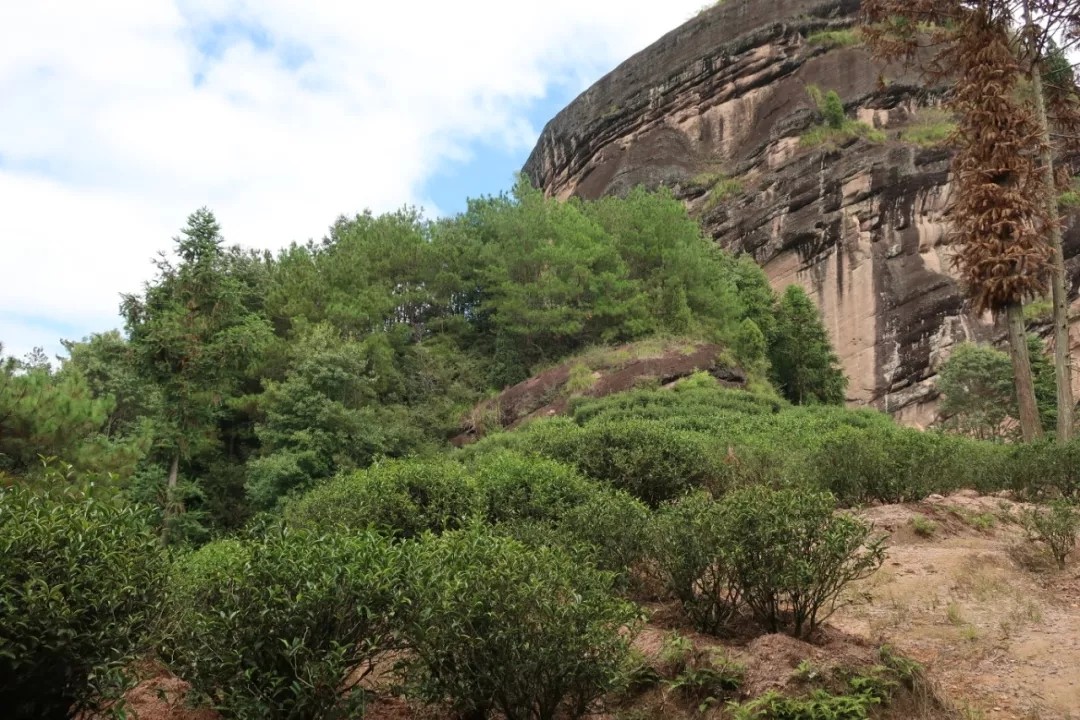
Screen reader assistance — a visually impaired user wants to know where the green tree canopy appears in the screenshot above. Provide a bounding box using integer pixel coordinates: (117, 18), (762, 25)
(768, 285), (847, 405)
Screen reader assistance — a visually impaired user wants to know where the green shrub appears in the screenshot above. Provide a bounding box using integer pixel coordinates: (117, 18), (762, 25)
(1008, 441), (1080, 501)
(721, 486), (885, 638)
(472, 450), (597, 525)
(910, 515), (937, 537)
(899, 108), (956, 147)
(730, 688), (881, 720)
(650, 491), (741, 634)
(821, 91), (846, 129)
(1023, 500), (1079, 568)
(560, 488), (652, 587)
(569, 420), (723, 506)
(162, 529), (401, 719)
(400, 526), (640, 720)
(565, 362), (597, 395)
(0, 486), (166, 720)
(808, 426), (962, 504)
(284, 458), (479, 538)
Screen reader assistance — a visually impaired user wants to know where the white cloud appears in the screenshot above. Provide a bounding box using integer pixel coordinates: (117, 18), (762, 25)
(0, 0), (707, 360)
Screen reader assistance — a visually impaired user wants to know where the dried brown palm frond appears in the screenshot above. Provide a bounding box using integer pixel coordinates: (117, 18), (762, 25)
(862, 1), (1052, 314)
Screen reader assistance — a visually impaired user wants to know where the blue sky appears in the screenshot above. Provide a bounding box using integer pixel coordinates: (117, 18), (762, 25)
(0, 1), (708, 362)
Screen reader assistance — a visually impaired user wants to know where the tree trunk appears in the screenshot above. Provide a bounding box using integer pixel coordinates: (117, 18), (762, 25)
(1006, 302), (1044, 442)
(162, 452), (182, 544)
(1023, 0), (1074, 441)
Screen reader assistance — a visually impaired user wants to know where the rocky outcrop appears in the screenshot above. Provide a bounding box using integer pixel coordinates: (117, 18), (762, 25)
(523, 0), (1080, 425)
(452, 341), (745, 445)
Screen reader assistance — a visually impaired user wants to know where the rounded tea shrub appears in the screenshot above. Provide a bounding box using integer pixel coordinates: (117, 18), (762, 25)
(568, 419), (723, 506)
(0, 486), (166, 720)
(720, 485), (885, 638)
(284, 457), (479, 538)
(400, 525), (640, 720)
(559, 488), (652, 587)
(471, 450), (599, 525)
(161, 528), (401, 720)
(649, 491), (741, 634)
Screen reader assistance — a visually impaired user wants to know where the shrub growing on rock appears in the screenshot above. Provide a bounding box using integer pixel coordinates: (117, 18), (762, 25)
(161, 529), (401, 719)
(0, 486), (166, 720)
(400, 526), (640, 720)
(283, 457), (479, 538)
(721, 485), (885, 638)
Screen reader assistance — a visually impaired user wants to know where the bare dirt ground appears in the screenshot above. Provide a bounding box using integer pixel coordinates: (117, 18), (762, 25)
(111, 491), (1080, 719)
(835, 490), (1080, 719)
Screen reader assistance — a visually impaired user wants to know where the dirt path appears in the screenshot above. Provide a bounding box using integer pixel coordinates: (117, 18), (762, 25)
(836, 491), (1080, 719)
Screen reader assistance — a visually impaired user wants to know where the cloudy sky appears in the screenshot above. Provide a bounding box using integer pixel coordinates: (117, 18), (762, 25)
(1, 0), (709, 361)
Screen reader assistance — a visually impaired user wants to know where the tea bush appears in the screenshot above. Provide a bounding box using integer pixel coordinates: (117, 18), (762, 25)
(649, 491), (741, 634)
(162, 529), (401, 719)
(1008, 440), (1080, 501)
(0, 486), (166, 720)
(283, 458), (479, 538)
(472, 450), (597, 524)
(567, 419), (724, 505)
(721, 485), (885, 638)
(1023, 500), (1079, 568)
(560, 488), (652, 587)
(400, 526), (640, 720)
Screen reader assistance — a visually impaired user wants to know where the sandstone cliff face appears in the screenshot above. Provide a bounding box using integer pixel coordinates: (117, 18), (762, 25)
(523, 0), (1080, 425)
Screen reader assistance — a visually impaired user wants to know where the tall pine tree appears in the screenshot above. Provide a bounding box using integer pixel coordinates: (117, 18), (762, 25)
(122, 208), (271, 542)
(769, 286), (847, 405)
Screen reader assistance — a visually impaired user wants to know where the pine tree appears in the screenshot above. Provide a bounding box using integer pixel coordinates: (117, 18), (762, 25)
(122, 208), (272, 542)
(769, 286), (847, 405)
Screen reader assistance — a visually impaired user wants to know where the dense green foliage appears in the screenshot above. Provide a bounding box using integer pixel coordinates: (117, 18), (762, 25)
(722, 485), (885, 637)
(648, 486), (883, 639)
(399, 526), (639, 720)
(459, 373), (1080, 514)
(0, 485), (166, 720)
(0, 351), (145, 479)
(7, 184), (817, 538)
(283, 458), (478, 538)
(162, 529), (401, 719)
(769, 286), (847, 405)
(650, 491), (741, 634)
(938, 338), (1056, 438)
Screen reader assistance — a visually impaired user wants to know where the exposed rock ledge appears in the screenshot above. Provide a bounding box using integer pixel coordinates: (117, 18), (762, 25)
(452, 342), (746, 445)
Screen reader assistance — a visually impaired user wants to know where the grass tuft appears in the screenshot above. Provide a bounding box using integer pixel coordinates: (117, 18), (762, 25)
(900, 108), (956, 147)
(801, 121), (885, 147)
(806, 28), (862, 48)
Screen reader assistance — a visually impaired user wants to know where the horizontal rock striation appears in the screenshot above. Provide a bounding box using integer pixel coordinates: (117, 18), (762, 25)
(523, 0), (1080, 425)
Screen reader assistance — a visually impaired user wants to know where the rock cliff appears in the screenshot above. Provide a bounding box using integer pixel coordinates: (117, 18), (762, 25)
(523, 0), (1080, 425)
